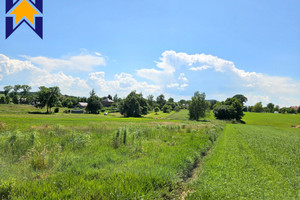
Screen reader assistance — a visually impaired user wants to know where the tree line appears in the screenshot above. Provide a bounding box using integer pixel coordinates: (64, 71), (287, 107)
(1, 85), (299, 121)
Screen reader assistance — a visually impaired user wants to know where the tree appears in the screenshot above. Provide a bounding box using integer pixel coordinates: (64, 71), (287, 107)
(233, 94), (248, 105)
(147, 95), (155, 108)
(86, 89), (102, 114)
(253, 102), (263, 113)
(13, 85), (22, 95)
(21, 85), (32, 98)
(4, 85), (13, 96)
(120, 91), (149, 117)
(37, 86), (60, 113)
(154, 107), (160, 114)
(162, 104), (172, 113)
(168, 98), (174, 103)
(107, 94), (112, 100)
(214, 99), (244, 121)
(274, 105), (280, 112)
(0, 97), (5, 104)
(12, 95), (19, 104)
(156, 94), (166, 109)
(189, 92), (207, 121)
(174, 106), (181, 112)
(229, 99), (244, 121)
(5, 96), (10, 104)
(113, 94), (119, 103)
(267, 103), (275, 113)
(213, 105), (232, 120)
(298, 106), (300, 114)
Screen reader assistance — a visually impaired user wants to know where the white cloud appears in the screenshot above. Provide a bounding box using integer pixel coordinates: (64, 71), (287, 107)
(89, 72), (161, 97)
(0, 54), (91, 96)
(137, 50), (300, 106)
(189, 65), (212, 71)
(24, 52), (106, 72)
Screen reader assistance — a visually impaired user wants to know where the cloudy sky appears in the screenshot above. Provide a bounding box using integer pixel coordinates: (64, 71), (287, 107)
(0, 0), (299, 106)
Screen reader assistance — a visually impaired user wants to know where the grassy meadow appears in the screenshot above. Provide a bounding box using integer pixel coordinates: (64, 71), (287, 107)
(186, 112), (300, 199)
(0, 104), (223, 199)
(0, 104), (299, 199)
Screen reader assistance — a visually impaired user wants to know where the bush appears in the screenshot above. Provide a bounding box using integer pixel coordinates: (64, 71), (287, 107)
(154, 107), (160, 114)
(174, 106), (181, 112)
(54, 108), (59, 113)
(0, 97), (5, 104)
(162, 104), (172, 113)
(12, 95), (19, 104)
(5, 96), (10, 104)
(213, 105), (232, 120)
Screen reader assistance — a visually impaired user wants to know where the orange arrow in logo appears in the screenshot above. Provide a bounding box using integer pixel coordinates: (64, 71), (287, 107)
(10, 0), (39, 25)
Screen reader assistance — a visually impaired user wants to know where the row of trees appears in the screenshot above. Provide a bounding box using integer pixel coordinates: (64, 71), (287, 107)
(0, 85), (32, 104)
(248, 102), (299, 114)
(3, 84), (299, 120)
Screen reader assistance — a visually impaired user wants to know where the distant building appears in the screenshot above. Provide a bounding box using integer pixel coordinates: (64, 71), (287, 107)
(290, 106), (299, 111)
(78, 102), (88, 109)
(101, 98), (114, 107)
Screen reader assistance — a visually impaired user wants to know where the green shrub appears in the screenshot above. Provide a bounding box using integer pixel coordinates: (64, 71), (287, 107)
(162, 104), (172, 113)
(0, 179), (15, 199)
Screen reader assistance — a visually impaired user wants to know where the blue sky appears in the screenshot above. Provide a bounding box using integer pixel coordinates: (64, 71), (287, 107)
(0, 0), (299, 106)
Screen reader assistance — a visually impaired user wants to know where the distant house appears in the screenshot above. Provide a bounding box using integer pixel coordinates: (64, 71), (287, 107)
(78, 102), (88, 109)
(101, 98), (114, 107)
(290, 106), (299, 111)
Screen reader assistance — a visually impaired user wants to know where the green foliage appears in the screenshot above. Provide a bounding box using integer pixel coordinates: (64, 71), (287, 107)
(253, 102), (263, 112)
(0, 179), (15, 199)
(188, 91), (207, 121)
(213, 104), (232, 120)
(20, 85), (32, 98)
(267, 103), (275, 113)
(230, 99), (244, 121)
(120, 91), (149, 117)
(37, 86), (60, 113)
(232, 94), (248, 105)
(214, 97), (244, 121)
(156, 94), (166, 109)
(0, 97), (5, 104)
(162, 104), (172, 113)
(12, 95), (19, 104)
(4, 85), (13, 97)
(279, 107), (296, 114)
(174, 106), (181, 112)
(86, 89), (102, 114)
(147, 95), (155, 109)
(54, 108), (59, 113)
(154, 107), (160, 113)
(5, 96), (10, 104)
(298, 106), (300, 114)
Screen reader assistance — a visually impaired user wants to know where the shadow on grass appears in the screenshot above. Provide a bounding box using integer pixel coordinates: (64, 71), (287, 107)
(28, 112), (53, 115)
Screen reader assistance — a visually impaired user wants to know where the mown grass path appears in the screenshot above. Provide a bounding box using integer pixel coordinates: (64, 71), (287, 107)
(186, 122), (300, 199)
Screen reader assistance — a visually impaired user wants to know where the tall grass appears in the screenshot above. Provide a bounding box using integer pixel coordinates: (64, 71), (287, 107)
(0, 114), (223, 199)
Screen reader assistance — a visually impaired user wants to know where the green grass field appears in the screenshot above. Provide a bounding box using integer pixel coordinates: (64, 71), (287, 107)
(186, 112), (300, 199)
(0, 104), (223, 199)
(0, 104), (299, 199)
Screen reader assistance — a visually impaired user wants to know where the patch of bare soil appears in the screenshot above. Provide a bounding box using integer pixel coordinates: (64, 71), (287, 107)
(0, 122), (7, 129)
(291, 125), (300, 128)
